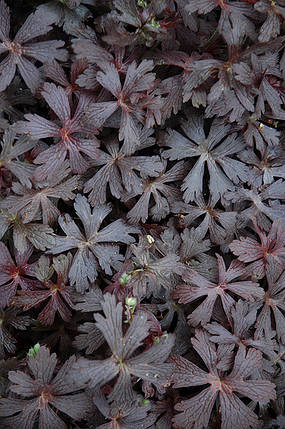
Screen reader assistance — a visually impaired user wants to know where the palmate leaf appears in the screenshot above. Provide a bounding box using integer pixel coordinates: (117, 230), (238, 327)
(37, 0), (95, 36)
(205, 300), (275, 357)
(0, 209), (55, 254)
(70, 293), (175, 402)
(225, 180), (285, 232)
(238, 146), (285, 187)
(0, 346), (92, 429)
(0, 161), (78, 225)
(0, 242), (41, 307)
(177, 48), (260, 122)
(101, 0), (170, 48)
(229, 218), (285, 279)
(185, 0), (255, 46)
(49, 194), (138, 292)
(13, 254), (75, 326)
(44, 58), (89, 103)
(241, 112), (281, 153)
(15, 83), (100, 179)
(172, 329), (276, 429)
(173, 253), (264, 326)
(124, 160), (186, 224)
(163, 112), (250, 202)
(83, 128), (163, 206)
(13, 222), (55, 254)
(126, 235), (185, 299)
(97, 400), (156, 429)
(172, 195), (237, 245)
(0, 0), (67, 93)
(93, 388), (157, 429)
(82, 59), (162, 154)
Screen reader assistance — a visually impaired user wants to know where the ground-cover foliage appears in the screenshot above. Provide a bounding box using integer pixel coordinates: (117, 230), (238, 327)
(0, 0), (284, 427)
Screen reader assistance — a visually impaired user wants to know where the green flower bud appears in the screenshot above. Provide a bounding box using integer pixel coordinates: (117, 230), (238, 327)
(120, 272), (131, 285)
(146, 234), (155, 244)
(125, 297), (137, 308)
(138, 0), (148, 7)
(28, 343), (40, 357)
